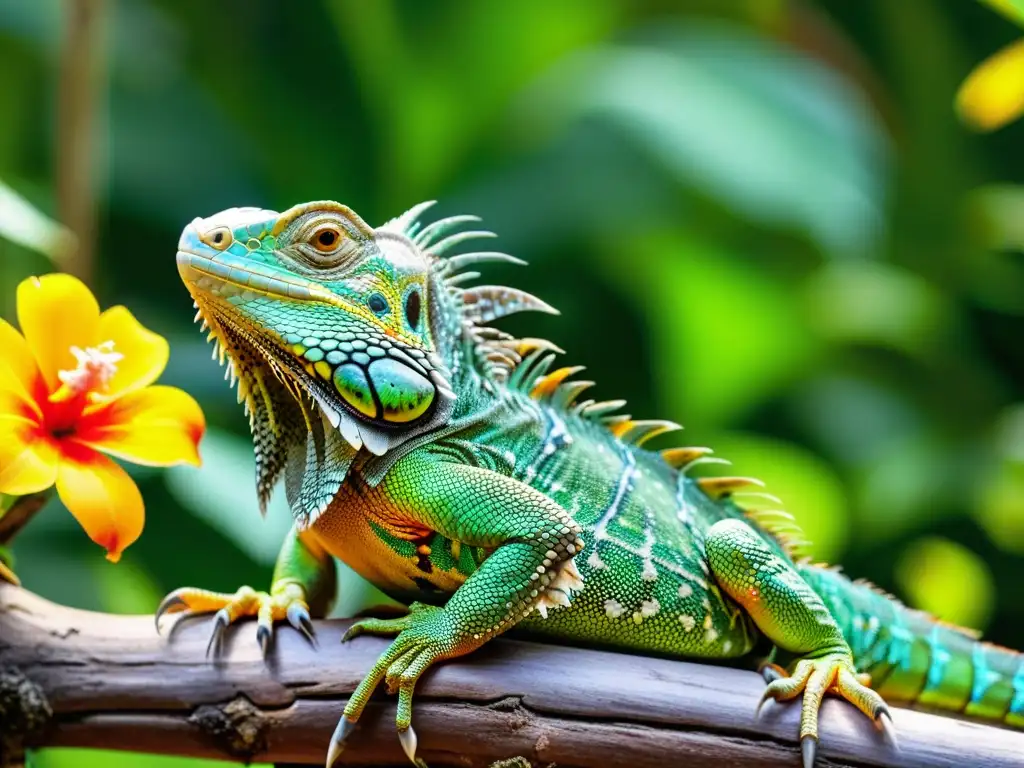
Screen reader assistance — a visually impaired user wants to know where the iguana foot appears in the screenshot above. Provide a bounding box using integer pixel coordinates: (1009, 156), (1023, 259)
(757, 652), (891, 768)
(328, 602), (468, 767)
(156, 582), (315, 657)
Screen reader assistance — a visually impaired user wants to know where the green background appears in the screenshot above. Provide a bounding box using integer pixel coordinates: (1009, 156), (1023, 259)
(1, 1), (1023, 765)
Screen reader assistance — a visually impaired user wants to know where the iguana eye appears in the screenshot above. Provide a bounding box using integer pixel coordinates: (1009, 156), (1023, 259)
(310, 225), (343, 253)
(200, 226), (232, 251)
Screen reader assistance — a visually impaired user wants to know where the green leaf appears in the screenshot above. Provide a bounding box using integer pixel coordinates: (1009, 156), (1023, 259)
(803, 261), (953, 357)
(518, 21), (889, 257)
(0, 179), (74, 261)
(92, 557), (163, 615)
(598, 230), (817, 427)
(704, 432), (850, 563)
(895, 536), (994, 631)
(164, 427), (293, 566)
(30, 748), (269, 768)
(978, 0), (1024, 27)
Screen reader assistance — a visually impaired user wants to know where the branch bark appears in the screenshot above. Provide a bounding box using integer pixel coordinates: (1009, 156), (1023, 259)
(0, 584), (1021, 768)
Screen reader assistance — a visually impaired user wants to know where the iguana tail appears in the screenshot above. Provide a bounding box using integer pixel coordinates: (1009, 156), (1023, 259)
(799, 563), (1024, 727)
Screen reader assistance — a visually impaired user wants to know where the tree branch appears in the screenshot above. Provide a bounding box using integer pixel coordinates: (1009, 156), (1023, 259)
(0, 584), (1021, 767)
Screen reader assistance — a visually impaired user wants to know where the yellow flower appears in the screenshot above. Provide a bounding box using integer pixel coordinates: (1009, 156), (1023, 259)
(957, 38), (1024, 132)
(0, 273), (205, 562)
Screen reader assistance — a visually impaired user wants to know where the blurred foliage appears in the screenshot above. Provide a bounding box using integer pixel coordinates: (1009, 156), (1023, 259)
(2, 0), (1024, 764)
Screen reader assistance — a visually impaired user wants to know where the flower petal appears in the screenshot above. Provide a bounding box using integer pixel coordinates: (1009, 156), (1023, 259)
(55, 441), (143, 562)
(0, 318), (44, 414)
(0, 414), (59, 495)
(76, 385), (205, 467)
(17, 273), (100, 392)
(96, 305), (170, 399)
(957, 38), (1024, 132)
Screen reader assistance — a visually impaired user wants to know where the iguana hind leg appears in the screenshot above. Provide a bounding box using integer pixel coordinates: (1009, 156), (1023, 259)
(706, 518), (891, 768)
(156, 525), (336, 656)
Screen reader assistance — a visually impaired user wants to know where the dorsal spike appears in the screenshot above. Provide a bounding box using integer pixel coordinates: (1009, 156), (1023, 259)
(601, 413), (632, 426)
(581, 399), (627, 419)
(427, 229), (497, 256)
(742, 508), (794, 522)
(385, 200), (437, 235)
(484, 348), (520, 368)
(445, 271), (481, 286)
(572, 398), (595, 416)
(661, 446), (713, 469)
(697, 476), (766, 499)
(501, 337), (564, 356)
(683, 456), (732, 473)
(732, 491), (786, 507)
(551, 380), (595, 410)
(531, 366), (585, 400)
(463, 286), (559, 323)
(508, 349), (557, 391)
(414, 214), (482, 248)
(444, 251), (527, 274)
(611, 419), (682, 446)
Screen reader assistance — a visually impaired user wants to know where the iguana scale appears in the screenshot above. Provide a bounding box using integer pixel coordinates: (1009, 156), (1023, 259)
(158, 200), (1024, 768)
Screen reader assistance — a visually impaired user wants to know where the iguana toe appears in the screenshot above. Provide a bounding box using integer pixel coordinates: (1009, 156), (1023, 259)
(333, 604), (463, 767)
(757, 653), (894, 767)
(155, 583), (314, 658)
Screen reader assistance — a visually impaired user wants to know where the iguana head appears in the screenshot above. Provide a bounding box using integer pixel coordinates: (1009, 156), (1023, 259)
(176, 200), (457, 458)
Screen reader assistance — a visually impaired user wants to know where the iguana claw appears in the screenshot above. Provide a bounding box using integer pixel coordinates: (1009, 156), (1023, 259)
(398, 725), (424, 767)
(801, 736), (816, 768)
(154, 594), (186, 632)
(256, 623), (272, 656)
(206, 608), (230, 657)
(287, 601), (317, 646)
(326, 716), (356, 768)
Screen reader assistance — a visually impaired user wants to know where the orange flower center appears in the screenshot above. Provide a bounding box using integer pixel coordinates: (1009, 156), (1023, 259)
(46, 341), (122, 435)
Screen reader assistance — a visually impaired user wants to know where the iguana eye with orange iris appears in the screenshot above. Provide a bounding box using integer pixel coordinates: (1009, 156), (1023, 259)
(311, 226), (342, 253)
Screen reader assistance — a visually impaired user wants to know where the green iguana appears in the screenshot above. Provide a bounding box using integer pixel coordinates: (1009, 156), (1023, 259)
(157, 200), (1024, 768)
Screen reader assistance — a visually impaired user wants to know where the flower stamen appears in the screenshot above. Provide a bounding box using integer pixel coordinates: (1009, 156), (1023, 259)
(52, 341), (123, 402)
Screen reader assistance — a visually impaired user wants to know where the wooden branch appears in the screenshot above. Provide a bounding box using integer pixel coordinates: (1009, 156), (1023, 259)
(0, 585), (1021, 767)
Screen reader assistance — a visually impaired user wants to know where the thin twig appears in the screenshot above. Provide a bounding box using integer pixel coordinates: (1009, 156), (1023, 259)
(55, 0), (106, 284)
(0, 494), (50, 547)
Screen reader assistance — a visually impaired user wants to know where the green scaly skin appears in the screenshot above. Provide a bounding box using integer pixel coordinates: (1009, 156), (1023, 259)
(156, 200), (1024, 768)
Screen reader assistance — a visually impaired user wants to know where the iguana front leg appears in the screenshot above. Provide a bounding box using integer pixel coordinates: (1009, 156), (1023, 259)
(156, 525), (336, 655)
(706, 519), (891, 768)
(329, 452), (584, 767)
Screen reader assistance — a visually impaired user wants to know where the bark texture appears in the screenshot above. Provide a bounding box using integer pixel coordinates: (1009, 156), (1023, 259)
(0, 584), (1021, 767)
